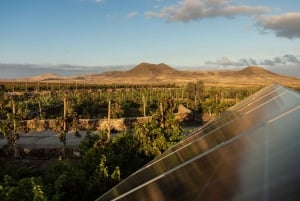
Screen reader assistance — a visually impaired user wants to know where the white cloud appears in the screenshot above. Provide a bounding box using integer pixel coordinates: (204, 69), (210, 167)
(205, 54), (300, 76)
(205, 57), (243, 66)
(145, 0), (270, 22)
(95, 0), (104, 3)
(260, 54), (300, 65)
(256, 12), (300, 39)
(206, 54), (300, 67)
(126, 12), (138, 19)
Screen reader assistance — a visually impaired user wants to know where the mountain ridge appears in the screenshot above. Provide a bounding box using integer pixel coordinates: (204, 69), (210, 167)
(10, 62), (300, 88)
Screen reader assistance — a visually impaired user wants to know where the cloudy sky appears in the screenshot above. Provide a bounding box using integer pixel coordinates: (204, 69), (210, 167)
(0, 0), (300, 78)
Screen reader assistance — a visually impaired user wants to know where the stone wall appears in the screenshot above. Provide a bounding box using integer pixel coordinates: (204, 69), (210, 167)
(15, 104), (193, 132)
(23, 117), (152, 132)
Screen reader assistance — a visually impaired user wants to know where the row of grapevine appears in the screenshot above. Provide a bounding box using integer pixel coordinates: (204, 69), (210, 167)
(0, 81), (261, 122)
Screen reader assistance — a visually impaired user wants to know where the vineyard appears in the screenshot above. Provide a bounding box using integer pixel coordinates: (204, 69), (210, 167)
(0, 81), (261, 120)
(0, 80), (262, 201)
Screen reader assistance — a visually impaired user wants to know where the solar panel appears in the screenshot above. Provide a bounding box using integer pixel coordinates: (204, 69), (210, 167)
(96, 84), (300, 201)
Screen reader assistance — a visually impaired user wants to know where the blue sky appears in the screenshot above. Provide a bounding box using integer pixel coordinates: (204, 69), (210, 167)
(0, 0), (300, 77)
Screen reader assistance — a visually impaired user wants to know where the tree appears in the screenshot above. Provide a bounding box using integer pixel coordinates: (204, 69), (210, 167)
(134, 99), (184, 157)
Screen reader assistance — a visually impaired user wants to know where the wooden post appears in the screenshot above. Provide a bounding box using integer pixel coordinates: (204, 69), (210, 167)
(221, 92), (224, 104)
(107, 100), (111, 139)
(38, 102), (42, 119)
(12, 100), (16, 134)
(142, 94), (146, 117)
(160, 102), (163, 117)
(159, 102), (164, 128)
(194, 94), (198, 120)
(63, 96), (67, 131)
(61, 95), (67, 158)
(12, 99), (19, 158)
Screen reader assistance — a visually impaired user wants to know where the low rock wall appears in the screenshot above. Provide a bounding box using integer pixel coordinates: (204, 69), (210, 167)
(23, 116), (152, 132)
(20, 105), (193, 132)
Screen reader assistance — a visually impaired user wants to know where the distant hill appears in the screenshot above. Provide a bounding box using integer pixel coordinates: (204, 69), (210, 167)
(237, 66), (278, 77)
(85, 63), (187, 83)
(126, 63), (180, 76)
(26, 73), (67, 81)
(13, 63), (300, 88)
(93, 63), (300, 87)
(93, 63), (184, 79)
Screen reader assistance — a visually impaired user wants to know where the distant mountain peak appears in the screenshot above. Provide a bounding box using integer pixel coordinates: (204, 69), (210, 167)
(243, 66), (266, 71)
(128, 62), (179, 75)
(238, 66), (277, 76)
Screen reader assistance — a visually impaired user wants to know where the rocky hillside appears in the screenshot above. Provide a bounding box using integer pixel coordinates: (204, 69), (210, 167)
(126, 63), (180, 76)
(237, 66), (278, 77)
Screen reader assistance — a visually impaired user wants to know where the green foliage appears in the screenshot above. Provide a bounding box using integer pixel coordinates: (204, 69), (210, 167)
(0, 121), (9, 139)
(42, 159), (87, 201)
(0, 99), (184, 200)
(32, 178), (47, 201)
(134, 99), (184, 157)
(77, 131), (142, 200)
(111, 166), (120, 181)
(79, 130), (99, 153)
(184, 80), (205, 101)
(0, 175), (47, 201)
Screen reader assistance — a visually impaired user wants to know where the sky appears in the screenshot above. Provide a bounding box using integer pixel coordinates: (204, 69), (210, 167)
(0, 0), (300, 78)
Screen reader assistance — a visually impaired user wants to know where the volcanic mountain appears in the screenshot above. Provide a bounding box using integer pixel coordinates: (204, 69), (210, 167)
(126, 63), (180, 76)
(20, 63), (300, 88)
(90, 63), (299, 87)
(237, 66), (278, 77)
(86, 62), (187, 83)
